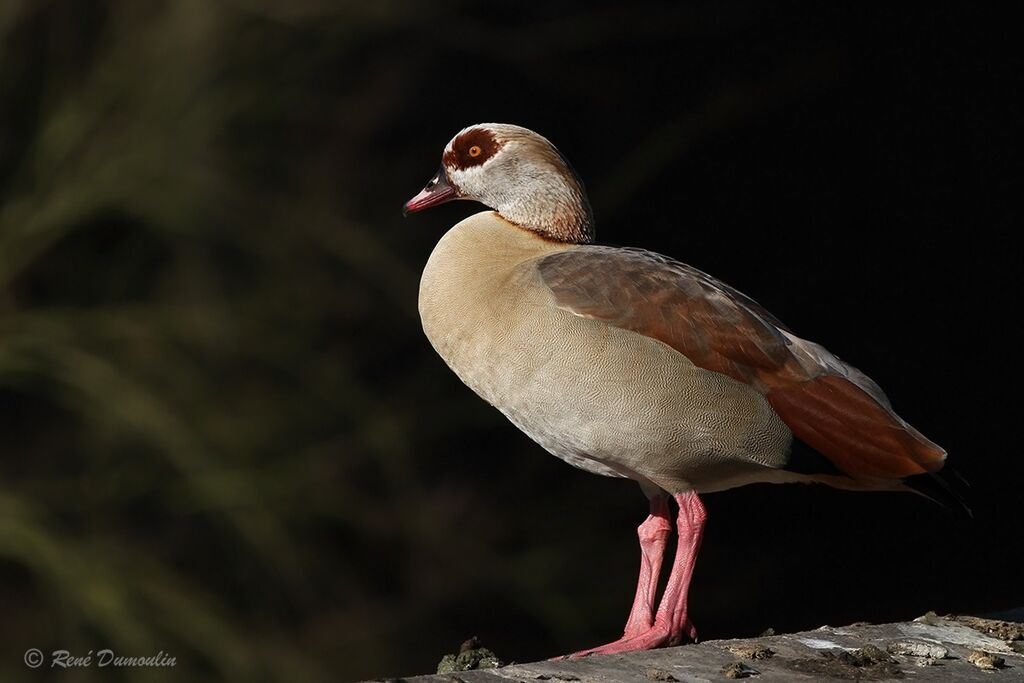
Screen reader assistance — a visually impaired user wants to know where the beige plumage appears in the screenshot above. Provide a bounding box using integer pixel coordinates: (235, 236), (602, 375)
(419, 211), (794, 493)
(405, 123), (952, 657)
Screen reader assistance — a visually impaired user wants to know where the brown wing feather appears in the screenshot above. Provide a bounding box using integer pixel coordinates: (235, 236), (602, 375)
(537, 246), (945, 481)
(537, 247), (798, 384)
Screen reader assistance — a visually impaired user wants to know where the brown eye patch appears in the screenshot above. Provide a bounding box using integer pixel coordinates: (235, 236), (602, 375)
(443, 128), (501, 169)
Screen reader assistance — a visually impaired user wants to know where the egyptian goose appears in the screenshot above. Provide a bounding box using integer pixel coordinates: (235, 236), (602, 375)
(404, 123), (952, 658)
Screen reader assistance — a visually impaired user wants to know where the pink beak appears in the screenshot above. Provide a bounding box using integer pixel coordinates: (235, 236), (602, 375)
(403, 166), (458, 216)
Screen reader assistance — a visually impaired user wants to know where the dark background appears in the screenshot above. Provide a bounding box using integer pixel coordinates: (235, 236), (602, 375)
(0, 2), (1020, 681)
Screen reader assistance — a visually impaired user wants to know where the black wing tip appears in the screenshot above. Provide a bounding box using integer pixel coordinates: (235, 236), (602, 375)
(904, 468), (974, 519)
(786, 440), (973, 519)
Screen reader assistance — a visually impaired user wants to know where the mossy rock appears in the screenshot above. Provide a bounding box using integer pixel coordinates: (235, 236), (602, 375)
(436, 637), (502, 674)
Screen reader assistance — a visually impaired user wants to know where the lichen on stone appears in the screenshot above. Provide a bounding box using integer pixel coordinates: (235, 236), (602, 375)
(436, 637), (502, 674)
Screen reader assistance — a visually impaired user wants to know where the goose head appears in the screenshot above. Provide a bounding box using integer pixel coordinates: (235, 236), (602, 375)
(404, 124), (594, 244)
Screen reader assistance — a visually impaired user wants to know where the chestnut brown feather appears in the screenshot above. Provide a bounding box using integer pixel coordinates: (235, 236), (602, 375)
(538, 247), (799, 385)
(537, 246), (946, 482)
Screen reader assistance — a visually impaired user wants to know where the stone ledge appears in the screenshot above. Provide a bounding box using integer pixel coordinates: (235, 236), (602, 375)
(382, 614), (1024, 682)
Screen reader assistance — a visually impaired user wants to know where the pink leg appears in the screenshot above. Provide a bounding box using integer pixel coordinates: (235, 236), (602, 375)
(651, 491), (706, 645)
(622, 495), (672, 637)
(563, 491), (706, 658)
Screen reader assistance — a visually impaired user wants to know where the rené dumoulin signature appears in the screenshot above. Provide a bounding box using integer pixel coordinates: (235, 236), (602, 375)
(50, 649), (176, 668)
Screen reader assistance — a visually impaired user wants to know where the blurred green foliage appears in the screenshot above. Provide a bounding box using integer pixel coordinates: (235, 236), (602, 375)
(1, 2), (552, 680)
(3, 1), (680, 679)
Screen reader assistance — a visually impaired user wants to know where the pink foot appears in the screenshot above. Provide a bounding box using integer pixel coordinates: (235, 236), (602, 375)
(559, 618), (697, 658)
(560, 631), (669, 658)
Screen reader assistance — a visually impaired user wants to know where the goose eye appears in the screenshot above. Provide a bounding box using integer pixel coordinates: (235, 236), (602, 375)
(468, 145), (482, 158)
